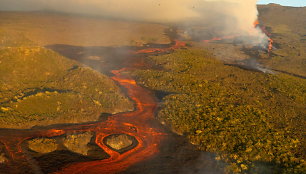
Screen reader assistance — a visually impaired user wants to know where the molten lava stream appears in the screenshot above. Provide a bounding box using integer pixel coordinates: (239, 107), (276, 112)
(0, 40), (185, 174)
(55, 69), (164, 174)
(254, 19), (274, 53)
(55, 41), (186, 174)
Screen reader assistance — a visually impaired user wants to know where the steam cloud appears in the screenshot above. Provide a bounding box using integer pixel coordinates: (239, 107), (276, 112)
(0, 0), (268, 46)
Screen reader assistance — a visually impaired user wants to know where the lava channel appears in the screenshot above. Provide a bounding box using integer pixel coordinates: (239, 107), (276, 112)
(0, 40), (186, 174)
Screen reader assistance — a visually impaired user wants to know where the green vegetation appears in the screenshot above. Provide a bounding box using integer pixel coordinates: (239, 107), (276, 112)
(28, 138), (58, 154)
(27, 132), (101, 157)
(131, 49), (306, 173)
(0, 6), (305, 173)
(63, 132), (94, 156)
(0, 32), (133, 128)
(105, 134), (134, 151)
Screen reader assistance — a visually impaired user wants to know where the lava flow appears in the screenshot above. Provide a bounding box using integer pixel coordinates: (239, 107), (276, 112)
(254, 20), (274, 53)
(0, 40), (186, 174)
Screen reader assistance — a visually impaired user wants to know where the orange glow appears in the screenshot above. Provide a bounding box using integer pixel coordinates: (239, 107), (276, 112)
(268, 38), (273, 53)
(203, 20), (274, 53)
(46, 129), (65, 137)
(172, 40), (187, 48)
(253, 20), (260, 27)
(255, 20), (274, 52)
(258, 22), (273, 52)
(0, 39), (186, 174)
(111, 77), (137, 85)
(54, 42), (186, 173)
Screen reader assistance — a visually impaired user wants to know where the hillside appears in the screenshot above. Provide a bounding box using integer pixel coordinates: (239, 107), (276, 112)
(0, 4), (304, 173)
(0, 32), (133, 129)
(129, 5), (306, 173)
(0, 11), (171, 129)
(258, 4), (306, 77)
(131, 48), (306, 173)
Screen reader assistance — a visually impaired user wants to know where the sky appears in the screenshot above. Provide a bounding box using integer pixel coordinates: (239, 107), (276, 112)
(257, 0), (306, 7)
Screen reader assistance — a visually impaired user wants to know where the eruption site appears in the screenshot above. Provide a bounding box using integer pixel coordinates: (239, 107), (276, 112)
(0, 0), (271, 47)
(0, 0), (279, 173)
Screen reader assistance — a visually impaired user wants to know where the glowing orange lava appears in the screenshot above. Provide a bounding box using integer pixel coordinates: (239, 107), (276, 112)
(267, 38), (273, 53)
(253, 20), (260, 27)
(254, 20), (274, 53)
(0, 40), (186, 174)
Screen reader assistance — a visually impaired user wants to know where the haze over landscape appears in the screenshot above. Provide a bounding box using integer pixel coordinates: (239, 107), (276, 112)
(0, 0), (269, 45)
(0, 0), (305, 174)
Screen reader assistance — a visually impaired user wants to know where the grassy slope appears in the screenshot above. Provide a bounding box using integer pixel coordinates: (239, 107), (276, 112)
(132, 49), (306, 173)
(0, 12), (170, 47)
(0, 32), (133, 129)
(0, 11), (171, 129)
(258, 4), (306, 77)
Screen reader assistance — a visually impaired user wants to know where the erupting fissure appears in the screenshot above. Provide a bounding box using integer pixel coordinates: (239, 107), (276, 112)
(0, 41), (186, 173)
(203, 20), (273, 53)
(254, 20), (274, 53)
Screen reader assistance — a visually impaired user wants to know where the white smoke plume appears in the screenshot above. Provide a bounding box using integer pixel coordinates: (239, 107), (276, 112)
(0, 0), (268, 45)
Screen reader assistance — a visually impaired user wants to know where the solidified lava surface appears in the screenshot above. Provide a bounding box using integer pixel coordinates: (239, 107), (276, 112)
(0, 40), (186, 174)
